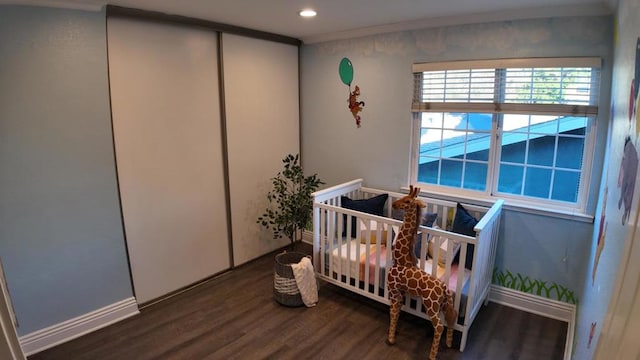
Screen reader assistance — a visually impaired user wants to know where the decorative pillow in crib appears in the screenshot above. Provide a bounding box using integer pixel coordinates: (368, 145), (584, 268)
(451, 203), (479, 270)
(341, 193), (388, 238)
(411, 213), (439, 259)
(392, 209), (438, 227)
(359, 221), (389, 244)
(427, 228), (461, 267)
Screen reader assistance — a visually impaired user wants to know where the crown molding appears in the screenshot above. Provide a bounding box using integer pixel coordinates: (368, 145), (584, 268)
(301, 3), (613, 44)
(0, 0), (103, 11)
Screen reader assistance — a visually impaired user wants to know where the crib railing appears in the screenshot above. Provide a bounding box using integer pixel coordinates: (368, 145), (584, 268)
(312, 180), (503, 352)
(312, 178), (363, 205)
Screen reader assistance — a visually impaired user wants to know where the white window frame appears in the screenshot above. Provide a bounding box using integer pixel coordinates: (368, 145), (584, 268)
(409, 57), (601, 216)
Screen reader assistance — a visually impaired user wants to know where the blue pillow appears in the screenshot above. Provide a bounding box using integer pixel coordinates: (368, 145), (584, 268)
(392, 208), (437, 225)
(412, 212), (438, 259)
(451, 203), (478, 269)
(341, 194), (388, 238)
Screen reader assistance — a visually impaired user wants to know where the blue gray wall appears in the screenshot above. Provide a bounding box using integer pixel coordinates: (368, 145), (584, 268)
(301, 16), (613, 303)
(0, 3), (620, 348)
(0, 6), (133, 335)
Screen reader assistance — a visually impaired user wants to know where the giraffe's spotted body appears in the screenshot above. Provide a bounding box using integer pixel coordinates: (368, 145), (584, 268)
(386, 186), (458, 360)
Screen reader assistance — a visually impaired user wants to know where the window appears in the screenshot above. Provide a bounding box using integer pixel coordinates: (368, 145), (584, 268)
(411, 58), (601, 213)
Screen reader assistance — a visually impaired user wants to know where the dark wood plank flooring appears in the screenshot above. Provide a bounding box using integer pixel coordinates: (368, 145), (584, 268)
(30, 244), (566, 360)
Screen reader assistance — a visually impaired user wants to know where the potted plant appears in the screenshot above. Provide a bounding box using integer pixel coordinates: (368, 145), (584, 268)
(258, 154), (323, 307)
(257, 153), (323, 249)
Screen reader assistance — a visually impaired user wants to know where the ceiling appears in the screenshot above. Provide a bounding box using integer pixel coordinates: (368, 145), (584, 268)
(3, 0), (615, 43)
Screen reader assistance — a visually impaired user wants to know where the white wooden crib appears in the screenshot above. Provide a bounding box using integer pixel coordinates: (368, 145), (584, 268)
(312, 179), (503, 351)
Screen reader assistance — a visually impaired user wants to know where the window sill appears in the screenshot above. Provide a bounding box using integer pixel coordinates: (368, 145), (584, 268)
(400, 186), (595, 223)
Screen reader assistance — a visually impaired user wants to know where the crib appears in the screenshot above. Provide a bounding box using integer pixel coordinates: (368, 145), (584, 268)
(312, 179), (503, 352)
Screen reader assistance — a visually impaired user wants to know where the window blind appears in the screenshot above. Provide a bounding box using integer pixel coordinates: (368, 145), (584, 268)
(412, 57), (601, 116)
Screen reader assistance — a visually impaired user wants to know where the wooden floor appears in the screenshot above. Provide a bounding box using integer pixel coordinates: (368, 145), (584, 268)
(30, 245), (567, 360)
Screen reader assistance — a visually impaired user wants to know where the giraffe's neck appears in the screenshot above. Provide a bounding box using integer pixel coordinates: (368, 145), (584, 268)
(393, 204), (420, 266)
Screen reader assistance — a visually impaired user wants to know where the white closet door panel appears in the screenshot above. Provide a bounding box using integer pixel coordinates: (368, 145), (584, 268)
(0, 258), (22, 360)
(223, 34), (299, 265)
(108, 18), (229, 303)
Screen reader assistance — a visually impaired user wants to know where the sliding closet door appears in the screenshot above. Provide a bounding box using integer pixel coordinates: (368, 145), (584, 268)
(223, 34), (300, 265)
(0, 258), (22, 360)
(108, 18), (230, 304)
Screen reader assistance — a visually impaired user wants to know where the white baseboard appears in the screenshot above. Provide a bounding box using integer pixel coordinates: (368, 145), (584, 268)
(488, 285), (575, 360)
(19, 297), (139, 356)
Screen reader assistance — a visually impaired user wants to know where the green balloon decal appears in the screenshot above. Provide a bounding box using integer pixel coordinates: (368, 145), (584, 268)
(339, 57), (354, 86)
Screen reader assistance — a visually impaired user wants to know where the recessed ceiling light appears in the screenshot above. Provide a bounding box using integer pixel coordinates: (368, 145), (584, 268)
(299, 9), (317, 18)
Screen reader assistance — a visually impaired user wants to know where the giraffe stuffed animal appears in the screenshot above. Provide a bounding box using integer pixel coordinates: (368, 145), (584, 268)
(386, 185), (458, 360)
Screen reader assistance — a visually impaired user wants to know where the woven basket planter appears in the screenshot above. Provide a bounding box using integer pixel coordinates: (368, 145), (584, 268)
(273, 251), (308, 307)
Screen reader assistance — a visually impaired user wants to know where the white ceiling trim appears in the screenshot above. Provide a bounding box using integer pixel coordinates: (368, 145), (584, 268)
(0, 0), (102, 11)
(301, 3), (613, 44)
(0, 1), (615, 44)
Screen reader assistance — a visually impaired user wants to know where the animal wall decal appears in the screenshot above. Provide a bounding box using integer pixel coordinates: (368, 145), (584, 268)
(348, 85), (365, 128)
(339, 57), (365, 128)
(588, 322), (597, 348)
(593, 184), (608, 285)
(618, 136), (637, 225)
(632, 38), (640, 135)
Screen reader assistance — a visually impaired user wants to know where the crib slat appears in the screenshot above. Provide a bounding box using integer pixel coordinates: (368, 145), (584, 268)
(418, 231), (428, 269)
(454, 241), (465, 315)
(319, 208), (326, 276)
(364, 219), (371, 291)
(313, 206), (320, 273)
(354, 216), (361, 286)
(328, 209), (336, 279)
(384, 227), (392, 301)
(443, 238), (452, 288)
(341, 213), (349, 281)
(373, 223), (381, 293)
(336, 210), (342, 280)
(463, 240), (478, 331)
(431, 233), (441, 279)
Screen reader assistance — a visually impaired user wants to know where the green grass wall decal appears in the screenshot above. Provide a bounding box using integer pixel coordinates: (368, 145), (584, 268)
(492, 268), (577, 304)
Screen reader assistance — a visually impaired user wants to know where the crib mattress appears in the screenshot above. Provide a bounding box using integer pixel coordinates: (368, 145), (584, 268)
(329, 240), (388, 284)
(328, 239), (471, 294)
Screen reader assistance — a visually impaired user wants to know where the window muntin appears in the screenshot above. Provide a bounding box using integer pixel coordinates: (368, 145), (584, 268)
(418, 112), (492, 192)
(498, 114), (589, 204)
(412, 58), (600, 212)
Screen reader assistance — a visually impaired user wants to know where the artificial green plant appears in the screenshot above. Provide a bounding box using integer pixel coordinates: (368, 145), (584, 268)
(257, 154), (323, 247)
